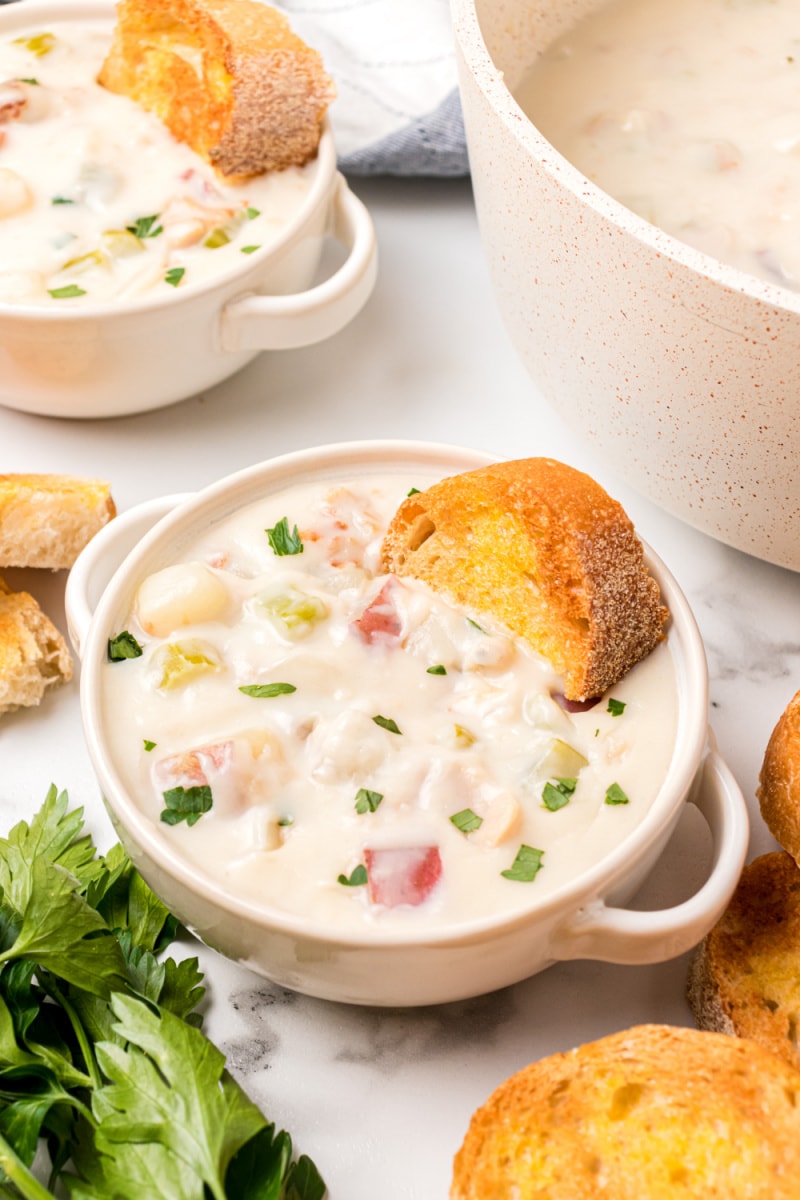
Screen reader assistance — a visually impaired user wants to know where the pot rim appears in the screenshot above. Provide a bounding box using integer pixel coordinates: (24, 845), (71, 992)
(78, 439), (710, 950)
(450, 0), (800, 315)
(0, 0), (336, 321)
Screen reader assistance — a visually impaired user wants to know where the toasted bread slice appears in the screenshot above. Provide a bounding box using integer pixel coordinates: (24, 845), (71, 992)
(381, 458), (668, 700)
(99, 0), (336, 179)
(758, 689), (800, 861)
(687, 851), (800, 1067)
(0, 474), (115, 571)
(0, 576), (72, 714)
(451, 1024), (800, 1199)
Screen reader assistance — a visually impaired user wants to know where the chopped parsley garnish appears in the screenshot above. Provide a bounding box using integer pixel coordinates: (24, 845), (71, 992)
(278, 816), (294, 827)
(607, 698), (626, 717)
(143, 739), (157, 752)
(372, 715), (401, 735)
(240, 245), (261, 254)
(108, 630), (143, 661)
(246, 206), (260, 219)
(266, 516), (304, 556)
(160, 784), (213, 827)
(51, 195), (74, 204)
(165, 266), (185, 287)
(338, 865), (368, 887)
(239, 682), (297, 698)
(19, 76), (39, 84)
(407, 486), (420, 496)
(355, 788), (383, 814)
(48, 284), (86, 299)
(426, 664), (447, 675)
(450, 808), (483, 833)
(501, 844), (545, 882)
(542, 777), (577, 811)
(126, 214), (162, 239)
(467, 617), (486, 633)
(605, 783), (630, 806)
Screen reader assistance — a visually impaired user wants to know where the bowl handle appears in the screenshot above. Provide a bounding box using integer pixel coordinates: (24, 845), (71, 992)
(220, 173), (378, 352)
(549, 747), (749, 964)
(65, 494), (189, 659)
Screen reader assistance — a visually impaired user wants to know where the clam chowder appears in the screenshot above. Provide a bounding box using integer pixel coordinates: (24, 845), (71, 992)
(102, 474), (678, 934)
(0, 22), (313, 306)
(516, 0), (800, 289)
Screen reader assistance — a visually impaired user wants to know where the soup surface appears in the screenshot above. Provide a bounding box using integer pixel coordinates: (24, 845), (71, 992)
(102, 471), (679, 935)
(0, 21), (313, 305)
(517, 0), (800, 289)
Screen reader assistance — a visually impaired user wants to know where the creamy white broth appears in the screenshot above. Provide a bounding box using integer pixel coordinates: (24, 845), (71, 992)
(0, 22), (313, 306)
(102, 473), (679, 935)
(516, 0), (800, 289)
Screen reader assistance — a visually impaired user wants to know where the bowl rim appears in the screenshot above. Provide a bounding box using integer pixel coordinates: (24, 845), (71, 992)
(79, 439), (710, 949)
(449, 0), (800, 315)
(0, 0), (336, 320)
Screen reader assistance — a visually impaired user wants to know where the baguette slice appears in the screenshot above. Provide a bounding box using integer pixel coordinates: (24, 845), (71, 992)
(99, 0), (336, 180)
(0, 474), (115, 571)
(0, 576), (72, 714)
(687, 851), (800, 1067)
(452, 1024), (800, 1200)
(381, 458), (668, 700)
(757, 688), (800, 861)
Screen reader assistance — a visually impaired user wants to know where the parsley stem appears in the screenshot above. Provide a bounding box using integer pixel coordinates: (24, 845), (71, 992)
(40, 976), (101, 1093)
(0, 1132), (55, 1200)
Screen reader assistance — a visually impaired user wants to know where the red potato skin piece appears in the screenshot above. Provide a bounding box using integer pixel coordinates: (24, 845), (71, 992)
(365, 846), (443, 908)
(351, 579), (403, 645)
(154, 740), (233, 790)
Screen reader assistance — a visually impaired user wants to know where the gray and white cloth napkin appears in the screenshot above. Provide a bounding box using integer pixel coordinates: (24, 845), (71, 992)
(279, 0), (468, 176)
(0, 0), (470, 176)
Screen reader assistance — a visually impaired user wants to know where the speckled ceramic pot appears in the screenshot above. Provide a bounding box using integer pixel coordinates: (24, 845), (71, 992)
(451, 0), (800, 570)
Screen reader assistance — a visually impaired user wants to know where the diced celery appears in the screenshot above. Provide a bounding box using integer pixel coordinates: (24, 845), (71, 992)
(14, 32), (56, 57)
(258, 588), (328, 638)
(152, 639), (221, 690)
(536, 738), (589, 780)
(453, 724), (476, 748)
(102, 229), (145, 258)
(204, 227), (230, 249)
(60, 249), (109, 274)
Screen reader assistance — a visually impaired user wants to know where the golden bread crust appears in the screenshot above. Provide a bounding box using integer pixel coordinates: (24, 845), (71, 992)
(451, 1024), (800, 1199)
(0, 474), (115, 570)
(687, 851), (800, 1066)
(758, 690), (800, 861)
(381, 458), (668, 700)
(0, 579), (72, 714)
(99, 0), (336, 179)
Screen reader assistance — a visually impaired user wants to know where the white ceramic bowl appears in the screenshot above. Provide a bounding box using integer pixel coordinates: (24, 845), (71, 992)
(66, 440), (749, 1007)
(451, 0), (800, 571)
(0, 0), (377, 419)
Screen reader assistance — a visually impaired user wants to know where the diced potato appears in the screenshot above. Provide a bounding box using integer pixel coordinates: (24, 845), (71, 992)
(150, 638), (222, 690)
(136, 562), (230, 637)
(0, 168), (32, 219)
(472, 792), (522, 847)
(306, 710), (389, 783)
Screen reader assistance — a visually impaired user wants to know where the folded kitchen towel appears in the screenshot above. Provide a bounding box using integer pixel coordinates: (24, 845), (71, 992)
(273, 0), (470, 177)
(0, 0), (470, 176)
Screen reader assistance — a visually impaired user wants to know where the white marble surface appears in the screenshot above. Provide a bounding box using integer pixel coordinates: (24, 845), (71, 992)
(0, 175), (797, 1198)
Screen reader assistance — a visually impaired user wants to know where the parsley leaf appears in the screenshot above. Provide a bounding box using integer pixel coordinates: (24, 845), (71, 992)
(607, 698), (626, 717)
(245, 206), (260, 219)
(426, 664), (447, 675)
(605, 783), (630, 806)
(239, 683), (296, 698)
(372, 715), (402, 734)
(108, 631), (143, 661)
(542, 777), (577, 812)
(164, 266), (185, 288)
(160, 785), (213, 827)
(240, 245), (261, 255)
(143, 739), (156, 752)
(266, 517), (304, 556)
(449, 808), (483, 833)
(354, 789), (383, 814)
(501, 845), (545, 882)
(338, 865), (367, 887)
(126, 214), (162, 239)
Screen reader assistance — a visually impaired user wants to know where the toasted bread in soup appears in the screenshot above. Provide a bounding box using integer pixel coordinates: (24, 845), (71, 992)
(381, 458), (668, 701)
(99, 0), (336, 180)
(758, 688), (800, 862)
(0, 576), (72, 714)
(451, 1024), (800, 1200)
(0, 475), (115, 571)
(687, 851), (800, 1068)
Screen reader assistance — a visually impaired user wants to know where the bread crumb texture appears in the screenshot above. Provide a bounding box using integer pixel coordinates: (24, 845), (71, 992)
(688, 851), (800, 1067)
(381, 458), (668, 700)
(99, 0), (336, 179)
(0, 474), (115, 570)
(451, 1024), (800, 1199)
(0, 576), (72, 713)
(758, 689), (800, 862)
